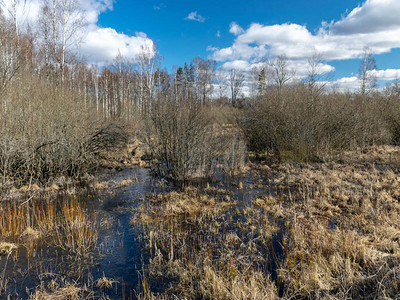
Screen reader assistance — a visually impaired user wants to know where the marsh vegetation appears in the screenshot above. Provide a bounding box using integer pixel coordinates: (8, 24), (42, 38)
(1, 3), (400, 298)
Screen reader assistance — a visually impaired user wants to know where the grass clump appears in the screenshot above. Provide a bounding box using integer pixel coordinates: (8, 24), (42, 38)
(0, 196), (99, 258)
(265, 145), (400, 299)
(0, 242), (16, 255)
(95, 275), (118, 290)
(133, 184), (280, 299)
(29, 281), (92, 300)
(52, 197), (99, 257)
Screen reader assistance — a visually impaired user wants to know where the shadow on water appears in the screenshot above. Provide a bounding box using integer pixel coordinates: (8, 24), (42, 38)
(0, 166), (286, 298)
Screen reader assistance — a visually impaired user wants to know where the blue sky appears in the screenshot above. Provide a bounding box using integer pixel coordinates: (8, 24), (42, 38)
(97, 0), (365, 71)
(93, 0), (400, 90)
(5, 0), (400, 91)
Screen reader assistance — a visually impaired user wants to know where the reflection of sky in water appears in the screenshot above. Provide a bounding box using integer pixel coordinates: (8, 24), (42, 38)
(1, 166), (282, 298)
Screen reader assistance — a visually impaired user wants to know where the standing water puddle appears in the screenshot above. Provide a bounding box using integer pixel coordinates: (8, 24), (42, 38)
(0, 167), (284, 299)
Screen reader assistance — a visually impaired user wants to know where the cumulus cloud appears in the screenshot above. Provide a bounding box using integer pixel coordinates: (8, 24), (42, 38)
(369, 69), (400, 81)
(209, 0), (400, 89)
(221, 60), (250, 71)
(330, 0), (400, 35)
(322, 68), (400, 92)
(185, 11), (205, 23)
(82, 28), (154, 65)
(324, 76), (360, 92)
(0, 0), (153, 65)
(229, 22), (244, 35)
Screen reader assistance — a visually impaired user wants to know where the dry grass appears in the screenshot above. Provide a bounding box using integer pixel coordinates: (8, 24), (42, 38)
(0, 196), (98, 258)
(259, 145), (400, 299)
(29, 282), (91, 300)
(133, 185), (280, 299)
(52, 197), (98, 256)
(0, 241), (16, 255)
(200, 266), (278, 300)
(146, 187), (235, 217)
(134, 145), (400, 299)
(95, 274), (118, 290)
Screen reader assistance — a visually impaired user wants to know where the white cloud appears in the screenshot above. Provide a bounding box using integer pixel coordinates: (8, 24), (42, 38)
(369, 69), (400, 81)
(82, 28), (154, 65)
(207, 45), (219, 52)
(330, 0), (400, 35)
(185, 11), (205, 23)
(221, 60), (250, 71)
(216, 30), (221, 38)
(325, 76), (360, 92)
(0, 0), (154, 65)
(209, 0), (400, 90)
(322, 68), (400, 92)
(229, 22), (244, 35)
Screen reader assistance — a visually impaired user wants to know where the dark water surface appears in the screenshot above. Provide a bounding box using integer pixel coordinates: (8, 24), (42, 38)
(0, 167), (283, 299)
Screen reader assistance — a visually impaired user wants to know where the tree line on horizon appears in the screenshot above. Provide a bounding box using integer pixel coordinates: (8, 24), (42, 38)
(1, 0), (399, 123)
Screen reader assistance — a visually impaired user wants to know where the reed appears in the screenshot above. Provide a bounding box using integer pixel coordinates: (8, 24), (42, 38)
(52, 197), (99, 257)
(0, 201), (28, 238)
(133, 185), (280, 299)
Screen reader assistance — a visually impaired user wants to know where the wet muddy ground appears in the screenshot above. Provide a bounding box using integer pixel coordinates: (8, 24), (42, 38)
(0, 166), (280, 299)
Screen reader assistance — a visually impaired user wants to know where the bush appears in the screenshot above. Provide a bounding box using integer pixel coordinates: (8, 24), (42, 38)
(239, 86), (392, 161)
(147, 100), (245, 182)
(0, 79), (128, 187)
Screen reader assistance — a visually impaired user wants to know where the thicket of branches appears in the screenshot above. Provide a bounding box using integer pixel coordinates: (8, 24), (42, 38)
(147, 99), (245, 182)
(238, 86), (398, 161)
(0, 11), (130, 188)
(1, 0), (400, 187)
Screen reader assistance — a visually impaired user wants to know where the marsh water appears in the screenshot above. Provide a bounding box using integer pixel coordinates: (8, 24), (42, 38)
(0, 167), (283, 299)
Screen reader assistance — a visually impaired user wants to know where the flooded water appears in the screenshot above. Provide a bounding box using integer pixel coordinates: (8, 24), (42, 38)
(0, 167), (284, 299)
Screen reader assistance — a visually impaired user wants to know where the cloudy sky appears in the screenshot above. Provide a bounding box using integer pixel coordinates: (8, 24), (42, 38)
(5, 0), (400, 90)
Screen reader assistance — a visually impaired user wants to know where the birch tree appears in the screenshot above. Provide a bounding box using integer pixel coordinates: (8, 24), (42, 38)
(229, 69), (245, 107)
(38, 0), (84, 82)
(270, 55), (294, 90)
(358, 46), (377, 95)
(136, 44), (162, 115)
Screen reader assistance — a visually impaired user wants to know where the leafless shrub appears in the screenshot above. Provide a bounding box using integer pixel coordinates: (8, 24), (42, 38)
(381, 94), (400, 146)
(147, 100), (245, 181)
(0, 78), (128, 187)
(239, 86), (391, 161)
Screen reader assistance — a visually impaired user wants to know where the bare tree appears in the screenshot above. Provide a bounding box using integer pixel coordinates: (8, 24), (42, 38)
(215, 67), (228, 100)
(248, 66), (262, 98)
(384, 76), (400, 97)
(270, 54), (294, 90)
(0, 0), (24, 40)
(136, 44), (162, 115)
(37, 0), (85, 82)
(229, 69), (245, 107)
(358, 46), (377, 95)
(306, 51), (331, 98)
(0, 15), (21, 103)
(192, 57), (216, 105)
